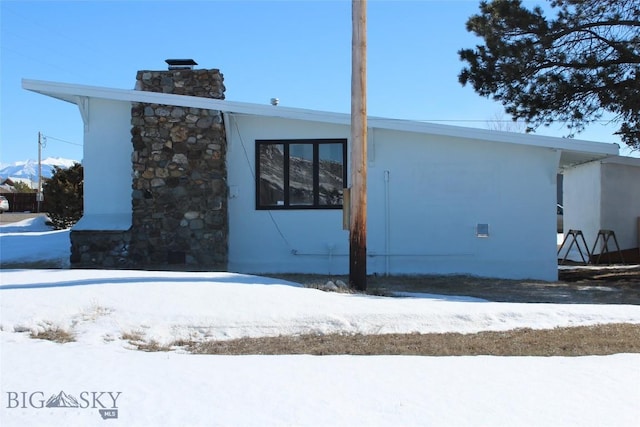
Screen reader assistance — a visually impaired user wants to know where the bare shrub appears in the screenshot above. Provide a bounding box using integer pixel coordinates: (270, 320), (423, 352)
(30, 326), (75, 344)
(121, 330), (185, 352)
(190, 324), (640, 356)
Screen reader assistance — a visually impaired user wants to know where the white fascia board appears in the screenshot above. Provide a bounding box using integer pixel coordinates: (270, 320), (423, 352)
(22, 78), (350, 125)
(22, 78), (619, 157)
(370, 118), (619, 156)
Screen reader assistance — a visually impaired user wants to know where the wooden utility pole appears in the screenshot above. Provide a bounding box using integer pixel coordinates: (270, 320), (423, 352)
(37, 131), (42, 213)
(349, 0), (367, 291)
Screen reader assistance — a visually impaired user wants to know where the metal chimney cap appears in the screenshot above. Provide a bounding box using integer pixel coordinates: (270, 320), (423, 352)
(165, 59), (198, 70)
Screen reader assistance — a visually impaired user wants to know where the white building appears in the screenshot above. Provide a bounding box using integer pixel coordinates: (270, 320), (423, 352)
(23, 68), (619, 281)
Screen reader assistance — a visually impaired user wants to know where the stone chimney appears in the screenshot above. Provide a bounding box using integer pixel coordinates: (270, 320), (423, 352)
(128, 60), (228, 269)
(134, 59), (226, 98)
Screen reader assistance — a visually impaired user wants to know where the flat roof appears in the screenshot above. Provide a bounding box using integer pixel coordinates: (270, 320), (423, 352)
(23, 78), (619, 168)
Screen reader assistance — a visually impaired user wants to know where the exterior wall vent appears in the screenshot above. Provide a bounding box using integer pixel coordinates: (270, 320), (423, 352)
(476, 223), (490, 238)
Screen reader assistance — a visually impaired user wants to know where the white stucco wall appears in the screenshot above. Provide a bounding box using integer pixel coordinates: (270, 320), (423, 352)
(73, 98), (132, 230)
(562, 161), (602, 250)
(601, 159), (640, 249)
(367, 128), (560, 280)
(226, 114), (560, 280)
(563, 157), (640, 253)
(226, 115), (349, 274)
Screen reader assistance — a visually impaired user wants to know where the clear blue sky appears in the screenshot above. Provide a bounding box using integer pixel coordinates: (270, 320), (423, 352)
(0, 0), (631, 165)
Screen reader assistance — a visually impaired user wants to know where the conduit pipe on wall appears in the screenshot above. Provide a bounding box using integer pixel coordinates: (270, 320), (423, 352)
(328, 244), (335, 276)
(384, 170), (391, 276)
(290, 252), (473, 257)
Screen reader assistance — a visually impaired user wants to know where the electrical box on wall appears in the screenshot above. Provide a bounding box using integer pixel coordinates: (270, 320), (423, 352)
(343, 188), (350, 230)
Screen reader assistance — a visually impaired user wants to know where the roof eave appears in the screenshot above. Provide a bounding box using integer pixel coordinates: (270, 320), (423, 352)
(22, 78), (350, 126)
(22, 78), (619, 158)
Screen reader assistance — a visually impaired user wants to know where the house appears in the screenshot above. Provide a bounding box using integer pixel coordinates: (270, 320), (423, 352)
(22, 63), (619, 281)
(0, 179), (17, 194)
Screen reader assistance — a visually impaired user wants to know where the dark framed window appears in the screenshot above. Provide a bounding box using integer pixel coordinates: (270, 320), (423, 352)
(256, 139), (347, 210)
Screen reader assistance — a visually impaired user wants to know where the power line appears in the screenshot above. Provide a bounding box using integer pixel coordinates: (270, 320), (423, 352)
(386, 118), (618, 124)
(42, 135), (82, 147)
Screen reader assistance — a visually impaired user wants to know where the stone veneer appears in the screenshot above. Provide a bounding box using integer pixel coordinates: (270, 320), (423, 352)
(70, 67), (228, 269)
(71, 230), (132, 268)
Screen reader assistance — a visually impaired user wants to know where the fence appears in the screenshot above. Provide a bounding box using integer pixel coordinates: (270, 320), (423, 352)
(1, 193), (50, 213)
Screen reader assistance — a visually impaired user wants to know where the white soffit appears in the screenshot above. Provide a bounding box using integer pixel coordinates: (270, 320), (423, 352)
(22, 78), (619, 163)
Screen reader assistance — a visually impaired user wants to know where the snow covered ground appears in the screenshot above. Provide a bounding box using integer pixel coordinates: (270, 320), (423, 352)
(0, 217), (70, 267)
(1, 218), (639, 426)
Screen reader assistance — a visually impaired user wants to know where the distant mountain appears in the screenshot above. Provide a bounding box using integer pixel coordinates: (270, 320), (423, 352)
(0, 157), (79, 183)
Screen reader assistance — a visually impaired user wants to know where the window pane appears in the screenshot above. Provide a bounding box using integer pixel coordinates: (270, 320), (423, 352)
(289, 144), (313, 205)
(256, 139), (346, 210)
(289, 144), (314, 205)
(259, 144), (285, 206)
(318, 143), (344, 206)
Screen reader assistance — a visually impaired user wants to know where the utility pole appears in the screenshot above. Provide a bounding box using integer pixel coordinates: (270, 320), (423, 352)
(37, 131), (43, 213)
(349, 0), (367, 291)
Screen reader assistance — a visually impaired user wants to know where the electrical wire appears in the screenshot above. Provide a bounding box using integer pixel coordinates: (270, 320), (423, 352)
(42, 135), (82, 147)
(230, 115), (292, 250)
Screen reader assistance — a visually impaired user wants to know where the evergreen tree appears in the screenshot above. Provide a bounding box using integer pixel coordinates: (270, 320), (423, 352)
(43, 163), (83, 230)
(459, 0), (640, 148)
(12, 181), (35, 193)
